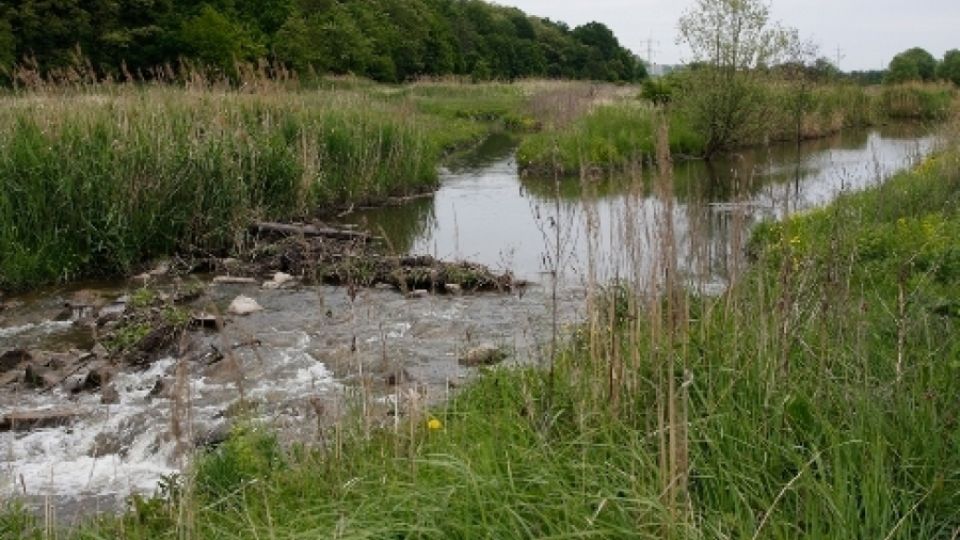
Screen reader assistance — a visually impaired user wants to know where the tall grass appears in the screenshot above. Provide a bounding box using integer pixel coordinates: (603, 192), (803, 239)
(517, 103), (704, 174)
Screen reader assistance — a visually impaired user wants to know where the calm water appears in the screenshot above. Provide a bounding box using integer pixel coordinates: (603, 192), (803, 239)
(345, 125), (936, 290)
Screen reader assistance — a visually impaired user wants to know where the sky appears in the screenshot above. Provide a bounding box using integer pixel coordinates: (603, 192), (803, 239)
(496, 0), (959, 71)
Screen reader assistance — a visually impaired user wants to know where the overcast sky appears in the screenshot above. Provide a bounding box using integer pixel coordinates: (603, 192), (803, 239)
(496, 0), (959, 71)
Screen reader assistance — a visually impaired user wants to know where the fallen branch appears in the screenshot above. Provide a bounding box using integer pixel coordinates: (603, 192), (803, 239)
(250, 222), (373, 242)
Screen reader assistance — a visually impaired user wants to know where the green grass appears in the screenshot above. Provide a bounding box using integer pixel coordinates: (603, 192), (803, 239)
(517, 103), (705, 174)
(15, 122), (959, 540)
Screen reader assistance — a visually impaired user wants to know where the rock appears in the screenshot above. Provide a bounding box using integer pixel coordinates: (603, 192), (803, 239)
(0, 349), (31, 373)
(444, 283), (463, 295)
(386, 367), (414, 386)
(89, 432), (123, 457)
(83, 363), (114, 390)
(0, 409), (80, 431)
(213, 276), (258, 285)
(262, 272), (296, 290)
(100, 384), (120, 404)
(459, 345), (508, 367)
(148, 378), (170, 400)
(228, 296), (263, 316)
(96, 299), (128, 325)
(196, 423), (232, 448)
(62, 374), (87, 393)
(24, 363), (59, 388)
(91, 343), (110, 359)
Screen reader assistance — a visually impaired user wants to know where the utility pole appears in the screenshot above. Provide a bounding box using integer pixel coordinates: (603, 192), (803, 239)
(834, 46), (845, 70)
(641, 35), (660, 74)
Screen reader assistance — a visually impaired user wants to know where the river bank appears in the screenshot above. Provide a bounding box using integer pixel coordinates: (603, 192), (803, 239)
(0, 109), (951, 536)
(16, 118), (955, 539)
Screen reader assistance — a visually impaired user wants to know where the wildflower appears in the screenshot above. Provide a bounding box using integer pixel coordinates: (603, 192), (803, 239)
(427, 418), (443, 431)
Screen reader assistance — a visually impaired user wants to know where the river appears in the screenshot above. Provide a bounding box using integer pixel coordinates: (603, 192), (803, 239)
(0, 124), (937, 522)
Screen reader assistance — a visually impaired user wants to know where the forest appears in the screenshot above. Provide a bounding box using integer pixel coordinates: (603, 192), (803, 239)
(0, 0), (644, 83)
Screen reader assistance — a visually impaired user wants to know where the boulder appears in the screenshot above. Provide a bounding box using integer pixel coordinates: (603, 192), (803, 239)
(83, 363), (115, 390)
(228, 296), (263, 316)
(459, 345), (508, 368)
(0, 349), (31, 373)
(262, 272), (296, 290)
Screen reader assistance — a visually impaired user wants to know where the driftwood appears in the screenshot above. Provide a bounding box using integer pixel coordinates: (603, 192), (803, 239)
(0, 409), (81, 431)
(250, 222), (372, 242)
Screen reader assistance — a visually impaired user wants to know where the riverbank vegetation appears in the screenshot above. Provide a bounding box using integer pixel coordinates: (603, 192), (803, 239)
(517, 80), (957, 174)
(8, 112), (958, 540)
(0, 79), (536, 290)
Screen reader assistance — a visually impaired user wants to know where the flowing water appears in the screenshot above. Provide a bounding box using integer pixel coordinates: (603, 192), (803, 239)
(0, 124), (937, 522)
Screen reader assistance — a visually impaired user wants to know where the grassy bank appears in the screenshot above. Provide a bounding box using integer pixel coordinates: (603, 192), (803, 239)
(517, 82), (957, 175)
(11, 121), (959, 539)
(0, 81), (532, 290)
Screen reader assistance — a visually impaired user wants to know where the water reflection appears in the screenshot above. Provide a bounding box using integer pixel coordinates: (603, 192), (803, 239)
(344, 125), (936, 289)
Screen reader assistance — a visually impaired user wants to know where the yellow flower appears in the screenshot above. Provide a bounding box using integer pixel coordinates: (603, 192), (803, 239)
(427, 418), (443, 431)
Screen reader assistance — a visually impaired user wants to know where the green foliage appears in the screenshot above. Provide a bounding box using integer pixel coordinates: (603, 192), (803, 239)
(939, 49), (960, 87)
(193, 425), (283, 501)
(886, 47), (938, 84)
(676, 0), (802, 156)
(178, 5), (265, 74)
(641, 77), (673, 105)
(0, 0), (641, 83)
(0, 17), (13, 75)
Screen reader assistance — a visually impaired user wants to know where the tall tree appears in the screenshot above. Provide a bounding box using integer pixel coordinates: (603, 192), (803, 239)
(677, 0), (798, 157)
(886, 47), (937, 83)
(937, 49), (960, 87)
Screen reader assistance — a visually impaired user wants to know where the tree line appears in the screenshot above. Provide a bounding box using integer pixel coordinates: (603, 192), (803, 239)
(887, 47), (960, 86)
(0, 0), (644, 83)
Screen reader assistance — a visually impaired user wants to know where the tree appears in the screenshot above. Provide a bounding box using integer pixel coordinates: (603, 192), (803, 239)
(677, 0), (798, 157)
(886, 47), (937, 83)
(938, 49), (960, 87)
(273, 11), (317, 73)
(0, 17), (14, 74)
(179, 5), (265, 73)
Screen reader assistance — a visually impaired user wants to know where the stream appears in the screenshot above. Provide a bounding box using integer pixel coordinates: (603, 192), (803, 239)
(0, 123), (937, 522)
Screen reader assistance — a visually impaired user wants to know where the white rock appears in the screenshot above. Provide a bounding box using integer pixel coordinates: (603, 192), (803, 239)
(228, 296), (263, 316)
(214, 276), (259, 285)
(262, 272), (296, 290)
(444, 283), (463, 295)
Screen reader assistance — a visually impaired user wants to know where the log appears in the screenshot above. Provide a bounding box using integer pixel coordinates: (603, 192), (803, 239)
(250, 222), (372, 242)
(0, 408), (81, 431)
